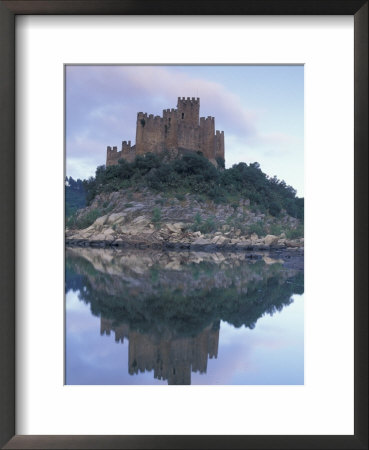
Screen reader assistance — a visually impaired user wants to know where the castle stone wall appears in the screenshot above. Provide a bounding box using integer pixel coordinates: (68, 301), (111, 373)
(177, 123), (201, 152)
(200, 116), (215, 160)
(215, 130), (225, 161)
(163, 108), (178, 150)
(106, 98), (225, 167)
(106, 146), (120, 166)
(106, 141), (136, 166)
(136, 113), (165, 155)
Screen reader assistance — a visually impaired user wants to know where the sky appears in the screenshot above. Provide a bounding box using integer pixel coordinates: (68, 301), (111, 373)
(66, 65), (304, 196)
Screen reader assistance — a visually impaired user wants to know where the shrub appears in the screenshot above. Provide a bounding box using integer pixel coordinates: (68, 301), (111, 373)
(285, 224), (304, 239)
(190, 214), (217, 234)
(69, 208), (103, 229)
(199, 217), (217, 234)
(269, 201), (282, 217)
(216, 156), (225, 169)
(193, 213), (202, 228)
(81, 151), (304, 221)
(248, 221), (267, 237)
(269, 223), (283, 236)
(152, 207), (162, 229)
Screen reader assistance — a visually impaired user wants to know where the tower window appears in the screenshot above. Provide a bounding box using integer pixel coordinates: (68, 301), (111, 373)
(182, 113), (184, 119)
(168, 117), (171, 123)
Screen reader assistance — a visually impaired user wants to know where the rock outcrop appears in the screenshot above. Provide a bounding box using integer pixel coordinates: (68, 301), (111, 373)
(66, 190), (304, 251)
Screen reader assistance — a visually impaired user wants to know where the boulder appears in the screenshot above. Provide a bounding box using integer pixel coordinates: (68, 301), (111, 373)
(286, 239), (301, 248)
(132, 215), (149, 225)
(264, 234), (279, 246)
(68, 234), (81, 240)
(250, 233), (258, 242)
(106, 213), (125, 224)
(193, 237), (213, 245)
(166, 222), (184, 233)
(93, 233), (107, 240)
(102, 227), (115, 236)
(93, 215), (108, 226)
(215, 236), (229, 245)
(78, 231), (94, 239)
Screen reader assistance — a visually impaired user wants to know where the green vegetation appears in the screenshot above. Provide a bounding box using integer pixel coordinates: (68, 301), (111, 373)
(248, 221), (267, 237)
(285, 223), (304, 239)
(66, 201), (114, 229)
(82, 151), (304, 220)
(65, 177), (86, 217)
(189, 214), (217, 234)
(151, 207), (162, 229)
(268, 223), (284, 236)
(66, 208), (102, 229)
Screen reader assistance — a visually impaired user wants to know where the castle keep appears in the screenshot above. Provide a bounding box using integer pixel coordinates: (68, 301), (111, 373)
(106, 97), (225, 167)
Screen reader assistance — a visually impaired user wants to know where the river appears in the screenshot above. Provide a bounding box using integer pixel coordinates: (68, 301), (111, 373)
(65, 247), (304, 385)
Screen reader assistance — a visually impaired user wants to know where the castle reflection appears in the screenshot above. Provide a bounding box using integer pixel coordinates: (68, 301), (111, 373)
(101, 318), (219, 384)
(66, 247), (304, 384)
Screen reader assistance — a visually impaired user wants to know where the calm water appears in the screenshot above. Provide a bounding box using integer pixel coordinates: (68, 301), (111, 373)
(65, 248), (304, 385)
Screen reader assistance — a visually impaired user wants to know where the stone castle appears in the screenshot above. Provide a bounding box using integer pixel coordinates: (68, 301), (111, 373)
(106, 97), (225, 167)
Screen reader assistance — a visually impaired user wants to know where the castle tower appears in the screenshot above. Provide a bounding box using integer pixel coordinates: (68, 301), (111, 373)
(106, 145), (121, 166)
(163, 108), (178, 151)
(215, 130), (225, 162)
(200, 116), (215, 160)
(135, 112), (164, 155)
(177, 97), (200, 127)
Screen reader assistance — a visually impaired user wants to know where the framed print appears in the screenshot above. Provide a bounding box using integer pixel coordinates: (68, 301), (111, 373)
(0, 1), (367, 449)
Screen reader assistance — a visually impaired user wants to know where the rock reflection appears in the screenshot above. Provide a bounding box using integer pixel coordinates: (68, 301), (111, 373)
(66, 247), (303, 384)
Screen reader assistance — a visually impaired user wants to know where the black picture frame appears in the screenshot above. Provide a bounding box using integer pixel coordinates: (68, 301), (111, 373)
(0, 1), (367, 449)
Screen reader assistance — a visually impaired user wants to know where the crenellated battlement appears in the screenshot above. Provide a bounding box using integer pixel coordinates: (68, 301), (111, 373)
(200, 116), (215, 122)
(106, 97), (225, 167)
(178, 96), (200, 102)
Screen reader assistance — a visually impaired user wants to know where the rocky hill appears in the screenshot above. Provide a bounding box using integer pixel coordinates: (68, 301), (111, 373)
(66, 188), (304, 251)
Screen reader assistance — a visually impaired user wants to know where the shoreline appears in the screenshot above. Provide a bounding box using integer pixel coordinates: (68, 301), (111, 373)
(65, 237), (304, 253)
